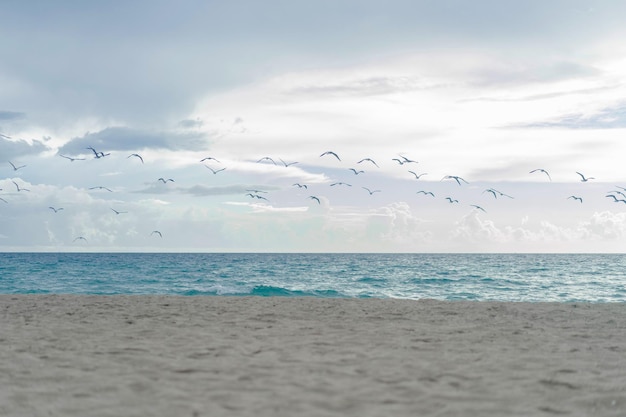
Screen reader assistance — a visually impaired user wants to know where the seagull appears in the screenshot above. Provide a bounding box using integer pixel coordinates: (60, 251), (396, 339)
(445, 197), (459, 203)
(12, 181), (30, 192)
(391, 158), (405, 165)
(399, 155), (418, 164)
(59, 154), (86, 162)
(246, 189), (267, 194)
(89, 186), (113, 192)
(8, 161), (26, 171)
(257, 156), (276, 165)
(568, 195), (583, 203)
(87, 147), (110, 159)
(48, 206), (64, 213)
(608, 190), (626, 199)
(279, 158), (299, 167)
(200, 157), (220, 163)
(408, 171), (427, 180)
(158, 178), (174, 183)
(127, 153), (144, 163)
(309, 195), (321, 204)
(576, 172), (595, 182)
(362, 187), (381, 195)
(249, 194), (269, 201)
(73, 236), (87, 243)
(530, 168), (551, 181)
(470, 204), (487, 212)
(205, 166), (226, 174)
(416, 191), (435, 197)
(349, 168), (365, 175)
(357, 158), (379, 168)
(110, 208), (127, 215)
(330, 182), (352, 187)
(320, 151), (341, 161)
(0, 197), (7, 203)
(483, 188), (514, 199)
(442, 175), (469, 186)
(293, 183), (308, 189)
(151, 230), (163, 238)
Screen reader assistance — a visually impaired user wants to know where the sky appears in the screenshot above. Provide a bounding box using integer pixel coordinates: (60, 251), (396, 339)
(1, 0), (626, 252)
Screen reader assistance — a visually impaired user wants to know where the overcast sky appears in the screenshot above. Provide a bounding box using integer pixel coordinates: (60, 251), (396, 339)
(2, 0), (626, 252)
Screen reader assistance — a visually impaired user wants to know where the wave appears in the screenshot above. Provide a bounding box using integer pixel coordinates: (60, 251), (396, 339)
(182, 285), (347, 297)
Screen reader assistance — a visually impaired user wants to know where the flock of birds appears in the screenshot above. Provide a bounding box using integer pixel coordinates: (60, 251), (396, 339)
(2, 145), (626, 245)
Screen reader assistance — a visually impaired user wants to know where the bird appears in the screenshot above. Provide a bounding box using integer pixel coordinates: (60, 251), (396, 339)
(568, 196), (583, 203)
(320, 151), (341, 161)
(416, 191), (435, 197)
(530, 169), (551, 181)
(408, 171), (427, 180)
(399, 155), (418, 164)
(483, 188), (514, 199)
(607, 190), (626, 199)
(362, 187), (381, 195)
(12, 181), (30, 192)
(151, 230), (163, 238)
(127, 153), (144, 163)
(349, 168), (365, 175)
(246, 189), (267, 194)
(205, 166), (226, 174)
(0, 197), (7, 203)
(357, 158), (379, 167)
(470, 204), (487, 212)
(442, 175), (469, 186)
(445, 197), (459, 203)
(576, 172), (594, 182)
(87, 147), (110, 159)
(158, 178), (174, 183)
(8, 161), (26, 171)
(391, 158), (405, 165)
(293, 183), (308, 189)
(73, 236), (87, 243)
(89, 186), (113, 192)
(330, 182), (351, 187)
(309, 195), (321, 204)
(48, 206), (64, 213)
(257, 156), (276, 164)
(279, 158), (299, 167)
(59, 154), (85, 162)
(110, 208), (127, 215)
(200, 157), (220, 163)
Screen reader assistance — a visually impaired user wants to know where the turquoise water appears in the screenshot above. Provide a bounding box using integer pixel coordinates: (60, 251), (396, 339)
(1, 253), (625, 302)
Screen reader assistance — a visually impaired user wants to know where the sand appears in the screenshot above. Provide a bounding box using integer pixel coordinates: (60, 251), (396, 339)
(0, 295), (625, 417)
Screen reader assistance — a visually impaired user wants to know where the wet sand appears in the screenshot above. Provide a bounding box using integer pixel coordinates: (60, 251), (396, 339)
(1, 295), (625, 416)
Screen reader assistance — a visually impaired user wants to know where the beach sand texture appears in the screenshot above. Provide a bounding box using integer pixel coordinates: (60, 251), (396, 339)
(1, 295), (625, 416)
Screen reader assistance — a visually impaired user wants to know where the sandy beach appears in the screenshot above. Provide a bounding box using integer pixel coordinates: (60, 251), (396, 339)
(1, 295), (624, 416)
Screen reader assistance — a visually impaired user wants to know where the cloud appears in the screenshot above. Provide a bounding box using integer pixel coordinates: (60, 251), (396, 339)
(0, 110), (25, 121)
(0, 136), (49, 159)
(513, 102), (626, 129)
(58, 126), (210, 154)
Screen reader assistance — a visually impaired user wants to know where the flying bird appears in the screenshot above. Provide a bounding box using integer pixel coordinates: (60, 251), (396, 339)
(87, 147), (110, 159)
(200, 157), (220, 163)
(470, 204), (487, 212)
(257, 156), (276, 165)
(127, 153), (144, 163)
(48, 206), (64, 213)
(357, 158), (379, 167)
(576, 172), (595, 182)
(12, 181), (30, 192)
(416, 191), (435, 197)
(89, 186), (113, 192)
(293, 183), (308, 189)
(408, 171), (427, 180)
(530, 168), (551, 181)
(158, 178), (174, 183)
(73, 236), (87, 243)
(246, 189), (267, 194)
(483, 188), (514, 199)
(0, 197), (7, 203)
(320, 151), (341, 161)
(349, 168), (365, 175)
(205, 166), (226, 174)
(8, 161), (26, 171)
(399, 155), (418, 164)
(362, 187), (381, 195)
(442, 175), (469, 186)
(445, 197), (459, 203)
(151, 230), (163, 238)
(309, 195), (321, 204)
(59, 154), (85, 162)
(568, 195), (583, 203)
(330, 182), (352, 187)
(110, 208), (128, 215)
(606, 195), (626, 204)
(279, 158), (299, 167)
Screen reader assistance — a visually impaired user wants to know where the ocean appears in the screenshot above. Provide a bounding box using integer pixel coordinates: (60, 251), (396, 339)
(0, 253), (625, 302)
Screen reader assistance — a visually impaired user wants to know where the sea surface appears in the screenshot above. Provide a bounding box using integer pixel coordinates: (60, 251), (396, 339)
(1, 253), (625, 302)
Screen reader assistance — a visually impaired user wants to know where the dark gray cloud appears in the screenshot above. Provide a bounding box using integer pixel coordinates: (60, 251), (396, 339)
(0, 111), (25, 121)
(58, 126), (209, 155)
(0, 137), (49, 159)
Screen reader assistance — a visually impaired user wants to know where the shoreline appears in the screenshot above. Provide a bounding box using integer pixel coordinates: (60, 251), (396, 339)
(1, 295), (625, 416)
